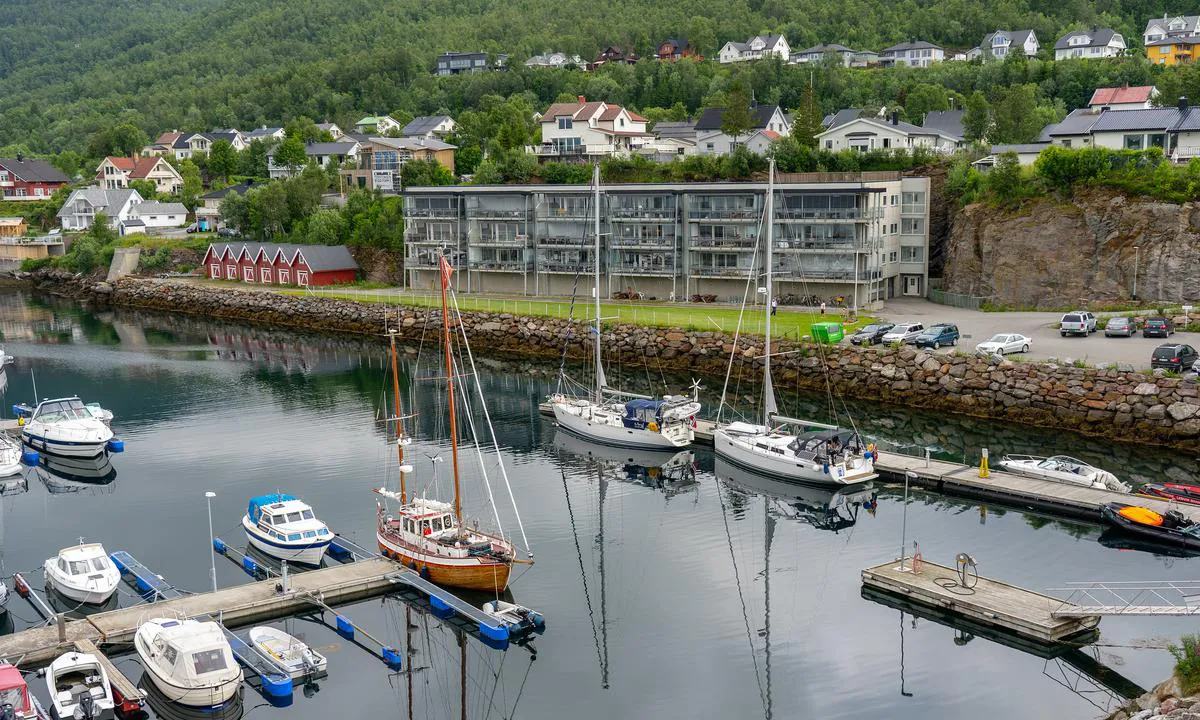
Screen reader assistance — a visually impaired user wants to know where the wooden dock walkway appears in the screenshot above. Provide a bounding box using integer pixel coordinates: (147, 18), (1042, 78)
(0, 556), (402, 668)
(861, 558), (1100, 643)
(74, 638), (143, 703)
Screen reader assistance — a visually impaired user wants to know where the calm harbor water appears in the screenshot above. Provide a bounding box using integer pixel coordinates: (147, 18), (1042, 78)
(1, 290), (1198, 719)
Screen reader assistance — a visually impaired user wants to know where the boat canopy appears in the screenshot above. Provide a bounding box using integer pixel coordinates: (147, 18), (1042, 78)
(151, 621), (235, 684)
(247, 493), (297, 523)
(624, 399), (664, 421)
(0, 664), (30, 715)
(788, 429), (862, 454)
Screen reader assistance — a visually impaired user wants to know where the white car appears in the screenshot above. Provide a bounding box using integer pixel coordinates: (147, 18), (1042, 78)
(880, 322), (925, 344)
(975, 333), (1031, 355)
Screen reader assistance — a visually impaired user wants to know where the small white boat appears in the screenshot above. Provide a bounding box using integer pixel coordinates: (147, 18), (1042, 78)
(248, 627), (327, 681)
(998, 454), (1131, 493)
(242, 494), (332, 567)
(20, 398), (113, 458)
(83, 404), (113, 427)
(0, 662), (42, 719)
(44, 651), (115, 720)
(43, 542), (120, 605)
(481, 600), (545, 636)
(0, 578), (7, 614)
(134, 618), (242, 708)
(0, 435), (24, 478)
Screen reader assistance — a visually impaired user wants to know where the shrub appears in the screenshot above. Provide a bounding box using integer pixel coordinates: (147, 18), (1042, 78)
(20, 257), (53, 272)
(1171, 634), (1200, 695)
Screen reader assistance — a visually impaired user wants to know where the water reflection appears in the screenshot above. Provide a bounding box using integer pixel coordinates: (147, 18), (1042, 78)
(716, 457), (877, 533)
(44, 584), (120, 618)
(141, 676), (244, 720)
(553, 430), (698, 496)
(35, 454), (117, 492)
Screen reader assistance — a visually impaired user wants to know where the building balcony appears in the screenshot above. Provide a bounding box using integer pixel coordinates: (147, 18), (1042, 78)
(901, 204), (927, 215)
(774, 238), (869, 252)
(687, 209), (761, 221)
(404, 233), (458, 245)
(609, 208), (677, 220)
(1173, 146), (1200, 161)
(405, 208), (459, 218)
(610, 236), (675, 249)
(688, 266), (755, 278)
(469, 261), (532, 272)
(537, 236), (590, 247)
(689, 237), (757, 251)
(541, 206), (591, 219)
(0, 181), (12, 188)
(467, 208), (531, 219)
(406, 256), (444, 270)
(471, 235), (528, 247)
(533, 143), (623, 157)
(610, 261), (676, 277)
(774, 268), (883, 281)
(774, 207), (883, 222)
(538, 262), (594, 274)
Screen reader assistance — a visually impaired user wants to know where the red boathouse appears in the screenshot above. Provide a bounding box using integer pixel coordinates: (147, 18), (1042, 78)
(201, 242), (359, 286)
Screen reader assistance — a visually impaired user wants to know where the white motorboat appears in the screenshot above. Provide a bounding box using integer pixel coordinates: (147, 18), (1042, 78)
(134, 618), (242, 708)
(20, 398), (113, 458)
(0, 578), (7, 614)
(247, 626), (327, 681)
(481, 600), (545, 636)
(998, 454), (1131, 492)
(242, 494), (332, 567)
(0, 435), (22, 478)
(0, 662), (41, 719)
(83, 404), (113, 426)
(44, 651), (115, 720)
(43, 542), (119, 605)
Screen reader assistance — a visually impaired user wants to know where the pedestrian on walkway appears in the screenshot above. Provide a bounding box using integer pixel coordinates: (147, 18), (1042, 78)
(820, 301), (826, 315)
(771, 298), (777, 316)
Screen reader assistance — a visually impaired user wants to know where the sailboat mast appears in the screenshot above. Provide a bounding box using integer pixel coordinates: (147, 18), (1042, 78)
(762, 160), (776, 427)
(389, 332), (407, 503)
(592, 163), (604, 405)
(439, 256), (463, 524)
(598, 461), (610, 689)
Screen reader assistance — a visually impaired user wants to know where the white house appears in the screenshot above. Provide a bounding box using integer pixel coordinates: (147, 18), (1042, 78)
(1144, 15), (1200, 46)
(971, 143), (1050, 170)
(401, 116), (457, 139)
(791, 43), (858, 66)
(694, 105), (790, 155)
(130, 201), (189, 229)
(172, 132), (246, 160)
(1054, 28), (1126, 60)
(244, 126), (286, 143)
(879, 41), (944, 67)
(267, 141), (361, 179)
(1088, 85), (1158, 110)
(718, 34), (791, 63)
(354, 115), (401, 135)
(316, 123), (344, 140)
(56, 188), (144, 232)
(968, 30), (1039, 62)
(1088, 106), (1179, 152)
(95, 156), (184, 195)
(816, 113), (962, 154)
(534, 98), (653, 160)
(524, 52), (585, 68)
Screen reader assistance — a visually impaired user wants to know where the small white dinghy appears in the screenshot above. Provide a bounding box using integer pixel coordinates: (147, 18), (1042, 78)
(43, 542), (120, 605)
(998, 454), (1131, 492)
(83, 404), (113, 427)
(480, 600), (545, 636)
(44, 651), (115, 720)
(248, 627), (327, 681)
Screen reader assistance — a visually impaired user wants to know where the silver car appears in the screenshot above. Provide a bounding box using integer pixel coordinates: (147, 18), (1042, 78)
(975, 333), (1031, 355)
(880, 322), (925, 344)
(1104, 316), (1137, 337)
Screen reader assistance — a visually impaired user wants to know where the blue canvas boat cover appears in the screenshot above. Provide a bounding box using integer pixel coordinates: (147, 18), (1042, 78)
(624, 399), (665, 419)
(247, 493), (297, 523)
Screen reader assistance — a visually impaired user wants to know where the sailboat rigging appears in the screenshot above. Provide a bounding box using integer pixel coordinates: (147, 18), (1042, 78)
(550, 164), (700, 450)
(713, 160), (876, 486)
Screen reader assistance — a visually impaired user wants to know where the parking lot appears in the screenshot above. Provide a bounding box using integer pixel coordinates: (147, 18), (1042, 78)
(868, 297), (1196, 370)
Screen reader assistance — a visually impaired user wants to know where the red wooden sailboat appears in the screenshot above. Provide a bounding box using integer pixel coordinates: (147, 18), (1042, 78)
(374, 256), (530, 592)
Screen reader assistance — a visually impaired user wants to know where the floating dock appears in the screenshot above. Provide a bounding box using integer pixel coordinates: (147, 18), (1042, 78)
(861, 558), (1101, 643)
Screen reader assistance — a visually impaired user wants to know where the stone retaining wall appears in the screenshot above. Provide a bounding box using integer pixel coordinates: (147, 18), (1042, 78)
(36, 271), (1200, 450)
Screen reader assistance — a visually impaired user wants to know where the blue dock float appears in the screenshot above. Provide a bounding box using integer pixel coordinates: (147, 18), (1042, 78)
(110, 550), (186, 602)
(213, 537), (280, 580)
(388, 571), (512, 645)
(327, 534), (378, 563)
(220, 625), (293, 705)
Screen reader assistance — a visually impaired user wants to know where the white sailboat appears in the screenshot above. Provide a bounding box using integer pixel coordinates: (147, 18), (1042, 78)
(712, 161), (877, 486)
(549, 165), (700, 450)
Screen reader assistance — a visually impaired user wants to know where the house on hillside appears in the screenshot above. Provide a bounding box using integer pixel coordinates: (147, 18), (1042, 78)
(267, 141), (360, 179)
(202, 242), (358, 286)
(435, 51), (507, 76)
(968, 30), (1039, 62)
(95, 156), (184, 194)
(130, 201), (189, 230)
(340, 137), (456, 194)
(635, 121), (699, 160)
(718, 34), (790, 64)
(1088, 85), (1158, 110)
(0, 218), (28, 238)
(591, 46), (639, 68)
(195, 181), (256, 231)
(0, 157), (69, 201)
(353, 115), (401, 135)
(971, 143), (1050, 170)
(142, 132), (182, 157)
(791, 44), (858, 66)
(534, 98), (653, 161)
(172, 132), (246, 160)
(244, 127), (286, 143)
(525, 52), (585, 69)
(1143, 17), (1200, 65)
(1054, 28), (1126, 60)
(879, 41), (944, 67)
(316, 123), (344, 140)
(817, 112), (963, 153)
(402, 116), (457, 140)
(922, 110), (964, 139)
(56, 188), (144, 232)
(821, 108), (864, 129)
(1042, 108), (1102, 147)
(694, 105), (790, 155)
(656, 39), (702, 61)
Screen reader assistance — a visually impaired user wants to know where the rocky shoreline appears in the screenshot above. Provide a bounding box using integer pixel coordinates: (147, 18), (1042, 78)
(1107, 675), (1197, 720)
(30, 270), (1200, 450)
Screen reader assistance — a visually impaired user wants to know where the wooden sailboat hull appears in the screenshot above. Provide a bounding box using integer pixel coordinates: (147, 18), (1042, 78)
(377, 532), (512, 593)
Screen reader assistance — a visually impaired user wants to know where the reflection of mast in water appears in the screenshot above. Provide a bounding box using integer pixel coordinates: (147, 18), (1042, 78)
(562, 459), (608, 689)
(760, 503), (774, 720)
(598, 461), (609, 690)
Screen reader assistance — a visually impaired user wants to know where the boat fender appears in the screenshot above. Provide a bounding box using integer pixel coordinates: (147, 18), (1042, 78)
(382, 646), (403, 670)
(822, 462), (830, 475)
(107, 438), (125, 453)
(409, 561), (418, 571)
(478, 621), (510, 643)
(419, 566), (431, 580)
(20, 449), (38, 466)
(213, 538), (227, 554)
(15, 416), (23, 427)
(260, 673), (293, 700)
(335, 615), (355, 639)
(241, 556), (258, 576)
(647, 421), (658, 432)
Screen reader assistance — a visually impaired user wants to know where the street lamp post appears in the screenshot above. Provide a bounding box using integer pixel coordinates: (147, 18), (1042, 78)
(1132, 245), (1140, 301)
(899, 470), (916, 571)
(205, 491), (217, 593)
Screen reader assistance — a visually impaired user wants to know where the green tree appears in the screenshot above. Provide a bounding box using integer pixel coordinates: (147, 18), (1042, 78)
(129, 179), (158, 200)
(51, 150), (82, 179)
(791, 84), (823, 148)
(962, 91), (991, 143)
(720, 78), (755, 146)
(284, 116), (324, 143)
(304, 208), (346, 245)
(400, 159), (454, 187)
(219, 190), (250, 232)
(178, 160), (203, 209)
(207, 139), (238, 183)
(992, 84), (1044, 144)
(247, 183), (289, 239)
(986, 152), (1023, 203)
(240, 140), (271, 179)
(273, 135), (308, 176)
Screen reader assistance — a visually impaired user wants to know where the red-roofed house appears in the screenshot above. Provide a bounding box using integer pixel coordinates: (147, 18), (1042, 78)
(96, 156), (184, 194)
(534, 97), (654, 162)
(1087, 85), (1159, 111)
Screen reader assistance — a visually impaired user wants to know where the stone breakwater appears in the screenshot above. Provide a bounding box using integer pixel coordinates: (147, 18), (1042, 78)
(35, 271), (1200, 450)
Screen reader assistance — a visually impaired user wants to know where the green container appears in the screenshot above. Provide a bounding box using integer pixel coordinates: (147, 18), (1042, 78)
(811, 322), (844, 344)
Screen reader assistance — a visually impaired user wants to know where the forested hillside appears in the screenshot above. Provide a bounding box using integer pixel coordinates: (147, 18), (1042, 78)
(0, 0), (1196, 152)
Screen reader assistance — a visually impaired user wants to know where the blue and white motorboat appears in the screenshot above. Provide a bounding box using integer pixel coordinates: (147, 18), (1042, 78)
(242, 494), (331, 567)
(18, 398), (113, 458)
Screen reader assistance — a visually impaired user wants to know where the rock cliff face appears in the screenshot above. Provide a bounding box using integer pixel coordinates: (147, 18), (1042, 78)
(945, 189), (1200, 307)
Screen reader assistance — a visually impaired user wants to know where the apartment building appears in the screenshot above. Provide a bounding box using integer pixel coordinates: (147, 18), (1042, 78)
(401, 173), (931, 308)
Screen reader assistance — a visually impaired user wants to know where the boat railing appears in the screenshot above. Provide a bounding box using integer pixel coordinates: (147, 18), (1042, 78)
(998, 453), (1041, 462)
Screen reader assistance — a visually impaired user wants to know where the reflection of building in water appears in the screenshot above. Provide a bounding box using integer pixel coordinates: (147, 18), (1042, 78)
(206, 332), (358, 375)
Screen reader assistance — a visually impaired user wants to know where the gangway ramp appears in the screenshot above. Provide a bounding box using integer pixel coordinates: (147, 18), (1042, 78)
(1052, 581), (1200, 617)
(388, 572), (511, 642)
(110, 550), (186, 601)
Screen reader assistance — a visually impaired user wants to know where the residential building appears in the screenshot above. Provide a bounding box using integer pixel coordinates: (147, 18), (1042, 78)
(591, 46), (639, 68)
(971, 143), (1051, 170)
(922, 110), (965, 139)
(340, 137), (456, 194)
(967, 30), (1039, 62)
(718, 34), (791, 63)
(95, 156), (184, 194)
(791, 44), (858, 66)
(821, 108), (864, 129)
(435, 51), (507, 76)
(244, 126), (286, 143)
(694, 105), (790, 155)
(195, 181), (256, 230)
(131, 201), (189, 229)
(142, 131), (182, 156)
(1146, 34), (1200, 65)
(524, 52), (584, 69)
(353, 115), (401, 135)
(1042, 108), (1101, 146)
(402, 115), (457, 139)
(0, 236), (64, 268)
(1088, 85), (1158, 110)
(1144, 15), (1200, 46)
(201, 243), (358, 286)
(1054, 28), (1126, 60)
(401, 173), (932, 305)
(880, 41), (944, 67)
(534, 98), (653, 161)
(172, 132), (246, 160)
(655, 39), (702, 61)
(267, 141), (360, 179)
(816, 112), (963, 154)
(316, 123), (344, 140)
(852, 50), (881, 66)
(56, 188), (144, 232)
(0, 157), (69, 201)
(1039, 99), (1200, 160)
(0, 218), (27, 238)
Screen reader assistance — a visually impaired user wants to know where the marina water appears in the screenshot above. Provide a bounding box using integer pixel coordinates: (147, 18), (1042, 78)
(1, 290), (1196, 719)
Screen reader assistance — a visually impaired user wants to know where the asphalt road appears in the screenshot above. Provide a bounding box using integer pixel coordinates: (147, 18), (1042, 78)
(869, 297), (1196, 370)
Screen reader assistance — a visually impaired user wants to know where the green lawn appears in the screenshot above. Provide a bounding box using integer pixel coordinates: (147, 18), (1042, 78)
(272, 285), (870, 339)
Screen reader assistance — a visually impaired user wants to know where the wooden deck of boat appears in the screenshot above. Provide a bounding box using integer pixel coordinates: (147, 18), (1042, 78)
(861, 558), (1100, 643)
(0, 557), (401, 668)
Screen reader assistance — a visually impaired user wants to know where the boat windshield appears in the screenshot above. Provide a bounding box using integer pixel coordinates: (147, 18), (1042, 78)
(301, 510), (314, 520)
(192, 649), (228, 675)
(68, 560), (90, 575)
(33, 399), (90, 423)
(91, 557), (109, 572)
(0, 686), (26, 713)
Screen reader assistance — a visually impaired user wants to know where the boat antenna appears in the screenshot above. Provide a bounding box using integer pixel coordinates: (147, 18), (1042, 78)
(438, 256), (463, 525)
(389, 329), (407, 503)
(592, 163), (606, 404)
(30, 368), (37, 405)
(762, 159), (778, 426)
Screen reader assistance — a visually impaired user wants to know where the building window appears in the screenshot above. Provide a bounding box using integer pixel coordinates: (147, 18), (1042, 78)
(210, 264), (220, 276)
(1124, 134), (1144, 150)
(297, 271), (309, 286)
(1150, 134), (1166, 147)
(557, 117), (573, 130)
(889, 251), (898, 263)
(901, 246), (924, 263)
(901, 218), (925, 235)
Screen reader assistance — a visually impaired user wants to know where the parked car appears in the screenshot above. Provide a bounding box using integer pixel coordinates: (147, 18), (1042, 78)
(217, 227), (240, 238)
(880, 322), (925, 344)
(1143, 317), (1175, 338)
(1103, 316), (1137, 337)
(185, 222), (200, 234)
(848, 323), (895, 346)
(912, 323), (960, 349)
(1151, 343), (1198, 370)
(1193, 357), (1200, 374)
(975, 333), (1031, 355)
(1060, 311), (1097, 337)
